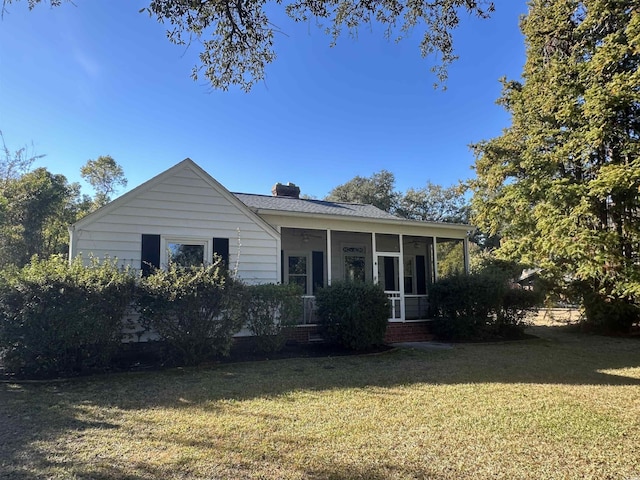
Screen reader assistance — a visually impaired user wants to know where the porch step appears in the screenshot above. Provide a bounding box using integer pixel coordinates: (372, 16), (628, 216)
(308, 333), (325, 343)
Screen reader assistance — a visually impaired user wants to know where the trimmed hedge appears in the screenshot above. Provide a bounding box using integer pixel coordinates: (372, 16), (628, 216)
(136, 260), (244, 365)
(429, 265), (542, 342)
(316, 281), (389, 350)
(244, 283), (303, 353)
(0, 255), (136, 378)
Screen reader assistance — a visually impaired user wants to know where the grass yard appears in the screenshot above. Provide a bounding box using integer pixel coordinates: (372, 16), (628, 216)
(1, 318), (639, 480)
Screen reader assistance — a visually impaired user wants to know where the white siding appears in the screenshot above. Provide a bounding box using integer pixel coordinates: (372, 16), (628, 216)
(71, 165), (278, 284)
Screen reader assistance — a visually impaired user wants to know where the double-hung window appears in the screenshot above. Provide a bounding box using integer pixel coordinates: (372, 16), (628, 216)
(287, 253), (309, 294)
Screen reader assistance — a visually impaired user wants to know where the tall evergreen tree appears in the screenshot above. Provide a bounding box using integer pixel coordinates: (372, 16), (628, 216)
(471, 0), (640, 331)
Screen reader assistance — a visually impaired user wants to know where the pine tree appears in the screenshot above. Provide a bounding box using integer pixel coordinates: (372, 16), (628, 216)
(471, 0), (640, 331)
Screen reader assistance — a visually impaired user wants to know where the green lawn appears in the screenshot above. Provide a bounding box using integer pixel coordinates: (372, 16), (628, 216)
(1, 320), (639, 480)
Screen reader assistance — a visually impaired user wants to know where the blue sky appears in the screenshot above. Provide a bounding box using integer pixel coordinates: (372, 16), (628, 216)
(0, 0), (528, 200)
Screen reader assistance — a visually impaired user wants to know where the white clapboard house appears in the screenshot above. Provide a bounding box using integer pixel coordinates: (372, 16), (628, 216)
(69, 159), (472, 342)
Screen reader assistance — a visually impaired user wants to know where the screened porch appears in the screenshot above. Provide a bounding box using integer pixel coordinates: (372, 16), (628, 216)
(280, 227), (469, 323)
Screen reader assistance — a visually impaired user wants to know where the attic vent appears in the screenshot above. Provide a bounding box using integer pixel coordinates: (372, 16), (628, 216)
(272, 182), (300, 199)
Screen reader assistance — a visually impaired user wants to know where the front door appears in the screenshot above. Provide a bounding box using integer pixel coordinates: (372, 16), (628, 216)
(377, 254), (402, 320)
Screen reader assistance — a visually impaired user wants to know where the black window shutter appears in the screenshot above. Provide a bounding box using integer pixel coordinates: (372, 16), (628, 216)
(213, 238), (229, 267)
(312, 251), (324, 294)
(416, 255), (427, 295)
(141, 234), (160, 276)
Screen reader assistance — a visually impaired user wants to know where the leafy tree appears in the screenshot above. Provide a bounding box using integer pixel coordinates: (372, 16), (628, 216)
(326, 170), (474, 227)
(326, 169), (399, 213)
(471, 1), (640, 331)
(80, 155), (127, 208)
(397, 181), (469, 223)
(0, 130), (44, 188)
(6, 0), (495, 91)
(0, 168), (74, 267)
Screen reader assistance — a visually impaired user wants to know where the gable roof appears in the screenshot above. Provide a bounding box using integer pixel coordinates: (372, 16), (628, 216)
(70, 158), (279, 239)
(234, 193), (400, 220)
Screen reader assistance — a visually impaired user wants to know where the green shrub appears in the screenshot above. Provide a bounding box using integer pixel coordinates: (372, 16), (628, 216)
(137, 261), (244, 365)
(315, 281), (389, 350)
(580, 289), (640, 334)
(429, 263), (542, 342)
(244, 283), (303, 353)
(0, 255), (136, 378)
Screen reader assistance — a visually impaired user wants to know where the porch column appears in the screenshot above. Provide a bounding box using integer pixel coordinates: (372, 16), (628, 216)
(433, 236), (438, 282)
(276, 226), (282, 284)
(464, 236), (470, 274)
(326, 229), (332, 286)
(398, 234), (406, 322)
(371, 232), (378, 284)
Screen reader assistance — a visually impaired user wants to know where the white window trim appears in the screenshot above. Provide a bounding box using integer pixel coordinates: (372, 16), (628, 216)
(341, 243), (367, 282)
(285, 251), (312, 295)
(161, 236), (212, 268)
(404, 255), (416, 295)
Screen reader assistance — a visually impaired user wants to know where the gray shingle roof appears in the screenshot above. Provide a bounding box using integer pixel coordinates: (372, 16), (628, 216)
(233, 193), (400, 220)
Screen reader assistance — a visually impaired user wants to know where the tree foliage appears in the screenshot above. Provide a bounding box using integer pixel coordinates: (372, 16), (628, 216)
(326, 169), (470, 224)
(0, 136), (121, 268)
(397, 181), (469, 223)
(326, 169), (399, 213)
(0, 130), (43, 188)
(0, 168), (76, 267)
(80, 155), (127, 208)
(5, 0), (495, 91)
(471, 0), (640, 331)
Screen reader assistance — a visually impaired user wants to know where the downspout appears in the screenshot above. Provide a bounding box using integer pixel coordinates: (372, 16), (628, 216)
(432, 236), (438, 282)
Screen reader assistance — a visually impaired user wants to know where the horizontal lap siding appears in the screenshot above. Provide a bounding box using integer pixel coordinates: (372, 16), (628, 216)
(73, 166), (278, 283)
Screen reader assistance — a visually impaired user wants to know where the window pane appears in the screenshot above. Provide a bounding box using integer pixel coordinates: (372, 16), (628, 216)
(344, 255), (365, 282)
(404, 258), (414, 294)
(168, 243), (204, 267)
(375, 233), (400, 252)
(436, 239), (465, 278)
(288, 256), (307, 275)
(289, 275), (307, 293)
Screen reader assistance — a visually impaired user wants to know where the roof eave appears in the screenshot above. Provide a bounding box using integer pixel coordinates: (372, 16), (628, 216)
(253, 208), (474, 231)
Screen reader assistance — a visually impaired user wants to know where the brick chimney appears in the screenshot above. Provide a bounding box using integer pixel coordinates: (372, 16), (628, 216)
(272, 182), (301, 199)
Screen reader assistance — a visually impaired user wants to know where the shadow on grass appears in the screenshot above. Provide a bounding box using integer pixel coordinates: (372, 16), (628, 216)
(1, 322), (639, 479)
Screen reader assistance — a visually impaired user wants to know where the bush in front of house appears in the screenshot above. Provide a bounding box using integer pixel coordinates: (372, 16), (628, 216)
(244, 283), (303, 353)
(0, 255), (136, 378)
(315, 281), (390, 350)
(429, 261), (542, 342)
(137, 260), (244, 365)
(580, 286), (640, 334)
